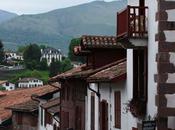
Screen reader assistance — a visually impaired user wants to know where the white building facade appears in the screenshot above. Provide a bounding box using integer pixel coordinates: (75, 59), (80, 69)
(41, 47), (62, 66)
(0, 81), (15, 91)
(18, 78), (43, 88)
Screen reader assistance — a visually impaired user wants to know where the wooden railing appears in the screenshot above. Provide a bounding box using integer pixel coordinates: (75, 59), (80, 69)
(117, 6), (148, 38)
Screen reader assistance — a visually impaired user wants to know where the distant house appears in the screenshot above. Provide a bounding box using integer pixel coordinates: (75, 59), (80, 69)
(0, 81), (15, 91)
(18, 78), (43, 88)
(5, 51), (23, 61)
(41, 47), (62, 65)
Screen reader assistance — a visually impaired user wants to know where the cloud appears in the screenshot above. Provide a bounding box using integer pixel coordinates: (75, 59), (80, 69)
(0, 0), (99, 14)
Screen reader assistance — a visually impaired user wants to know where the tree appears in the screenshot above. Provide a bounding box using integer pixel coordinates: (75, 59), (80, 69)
(68, 38), (85, 63)
(17, 45), (27, 53)
(0, 86), (6, 91)
(0, 40), (5, 64)
(23, 44), (41, 70)
(60, 58), (73, 73)
(49, 58), (62, 77)
(39, 58), (48, 70)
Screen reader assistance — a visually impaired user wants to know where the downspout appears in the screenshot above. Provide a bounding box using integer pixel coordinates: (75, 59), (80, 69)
(87, 83), (100, 97)
(87, 82), (101, 130)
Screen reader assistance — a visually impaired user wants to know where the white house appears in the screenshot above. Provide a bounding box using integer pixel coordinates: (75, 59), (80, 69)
(85, 60), (127, 130)
(5, 51), (23, 61)
(18, 78), (43, 88)
(0, 80), (15, 91)
(41, 47), (62, 66)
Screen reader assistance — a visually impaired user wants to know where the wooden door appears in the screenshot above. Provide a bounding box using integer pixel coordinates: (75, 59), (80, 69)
(100, 100), (108, 130)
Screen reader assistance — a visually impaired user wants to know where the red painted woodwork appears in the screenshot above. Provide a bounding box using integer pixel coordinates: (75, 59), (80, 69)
(87, 49), (126, 69)
(100, 100), (108, 130)
(60, 79), (86, 130)
(117, 5), (148, 38)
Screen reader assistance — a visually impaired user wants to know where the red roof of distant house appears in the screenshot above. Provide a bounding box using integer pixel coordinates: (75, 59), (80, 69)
(87, 60), (126, 82)
(0, 91), (6, 97)
(0, 85), (58, 122)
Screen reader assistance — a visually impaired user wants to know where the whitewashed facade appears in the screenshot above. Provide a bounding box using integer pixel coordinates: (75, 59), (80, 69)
(5, 51), (23, 61)
(18, 78), (43, 88)
(41, 47), (62, 65)
(0, 81), (15, 91)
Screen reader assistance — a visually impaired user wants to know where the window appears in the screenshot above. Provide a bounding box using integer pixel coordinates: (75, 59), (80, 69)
(114, 91), (121, 128)
(5, 82), (9, 86)
(133, 49), (147, 101)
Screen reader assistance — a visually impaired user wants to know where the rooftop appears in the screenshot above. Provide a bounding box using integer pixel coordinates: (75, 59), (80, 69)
(0, 85), (58, 122)
(49, 59), (126, 82)
(87, 59), (126, 82)
(18, 77), (42, 83)
(7, 100), (39, 113)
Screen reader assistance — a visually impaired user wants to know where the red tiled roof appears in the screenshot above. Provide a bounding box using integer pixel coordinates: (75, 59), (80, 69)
(0, 91), (6, 97)
(81, 35), (118, 48)
(0, 85), (58, 122)
(49, 59), (126, 82)
(41, 97), (60, 109)
(7, 100), (39, 112)
(87, 60), (126, 82)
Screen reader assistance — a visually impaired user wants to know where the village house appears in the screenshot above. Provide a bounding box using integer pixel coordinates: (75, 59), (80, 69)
(49, 35), (128, 130)
(18, 78), (43, 88)
(0, 85), (57, 130)
(7, 85), (60, 130)
(5, 51), (23, 61)
(41, 47), (62, 65)
(0, 80), (15, 91)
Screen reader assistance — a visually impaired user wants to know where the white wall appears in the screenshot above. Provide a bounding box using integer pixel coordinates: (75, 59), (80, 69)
(126, 49), (138, 130)
(86, 81), (128, 130)
(147, 0), (158, 119)
(2, 82), (15, 91)
(85, 83), (99, 130)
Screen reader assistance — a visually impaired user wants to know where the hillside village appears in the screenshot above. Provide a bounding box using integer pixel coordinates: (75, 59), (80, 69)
(0, 0), (175, 130)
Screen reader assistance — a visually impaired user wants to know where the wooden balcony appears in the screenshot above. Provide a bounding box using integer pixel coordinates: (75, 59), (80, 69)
(117, 6), (148, 38)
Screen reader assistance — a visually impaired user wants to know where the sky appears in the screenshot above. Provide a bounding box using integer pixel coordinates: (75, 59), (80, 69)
(0, 0), (115, 15)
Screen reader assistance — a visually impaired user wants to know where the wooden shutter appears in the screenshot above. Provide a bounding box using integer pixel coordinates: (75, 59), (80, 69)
(75, 106), (82, 130)
(114, 91), (121, 128)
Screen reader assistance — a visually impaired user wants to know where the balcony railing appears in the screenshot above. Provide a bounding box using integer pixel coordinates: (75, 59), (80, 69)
(117, 6), (148, 38)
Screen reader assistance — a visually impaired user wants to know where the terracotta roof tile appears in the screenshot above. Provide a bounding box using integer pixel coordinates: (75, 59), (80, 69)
(0, 85), (58, 122)
(87, 59), (126, 82)
(7, 100), (39, 112)
(81, 35), (118, 48)
(49, 59), (126, 82)
(41, 97), (60, 109)
(47, 105), (60, 115)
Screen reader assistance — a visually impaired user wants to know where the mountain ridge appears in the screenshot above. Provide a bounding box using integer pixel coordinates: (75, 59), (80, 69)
(0, 0), (127, 54)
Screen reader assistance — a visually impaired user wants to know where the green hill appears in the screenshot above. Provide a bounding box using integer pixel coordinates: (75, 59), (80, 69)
(0, 0), (127, 54)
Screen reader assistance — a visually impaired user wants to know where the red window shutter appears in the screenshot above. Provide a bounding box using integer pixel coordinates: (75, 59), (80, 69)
(114, 91), (121, 128)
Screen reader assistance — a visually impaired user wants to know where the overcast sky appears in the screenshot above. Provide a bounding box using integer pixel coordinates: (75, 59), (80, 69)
(0, 0), (115, 15)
